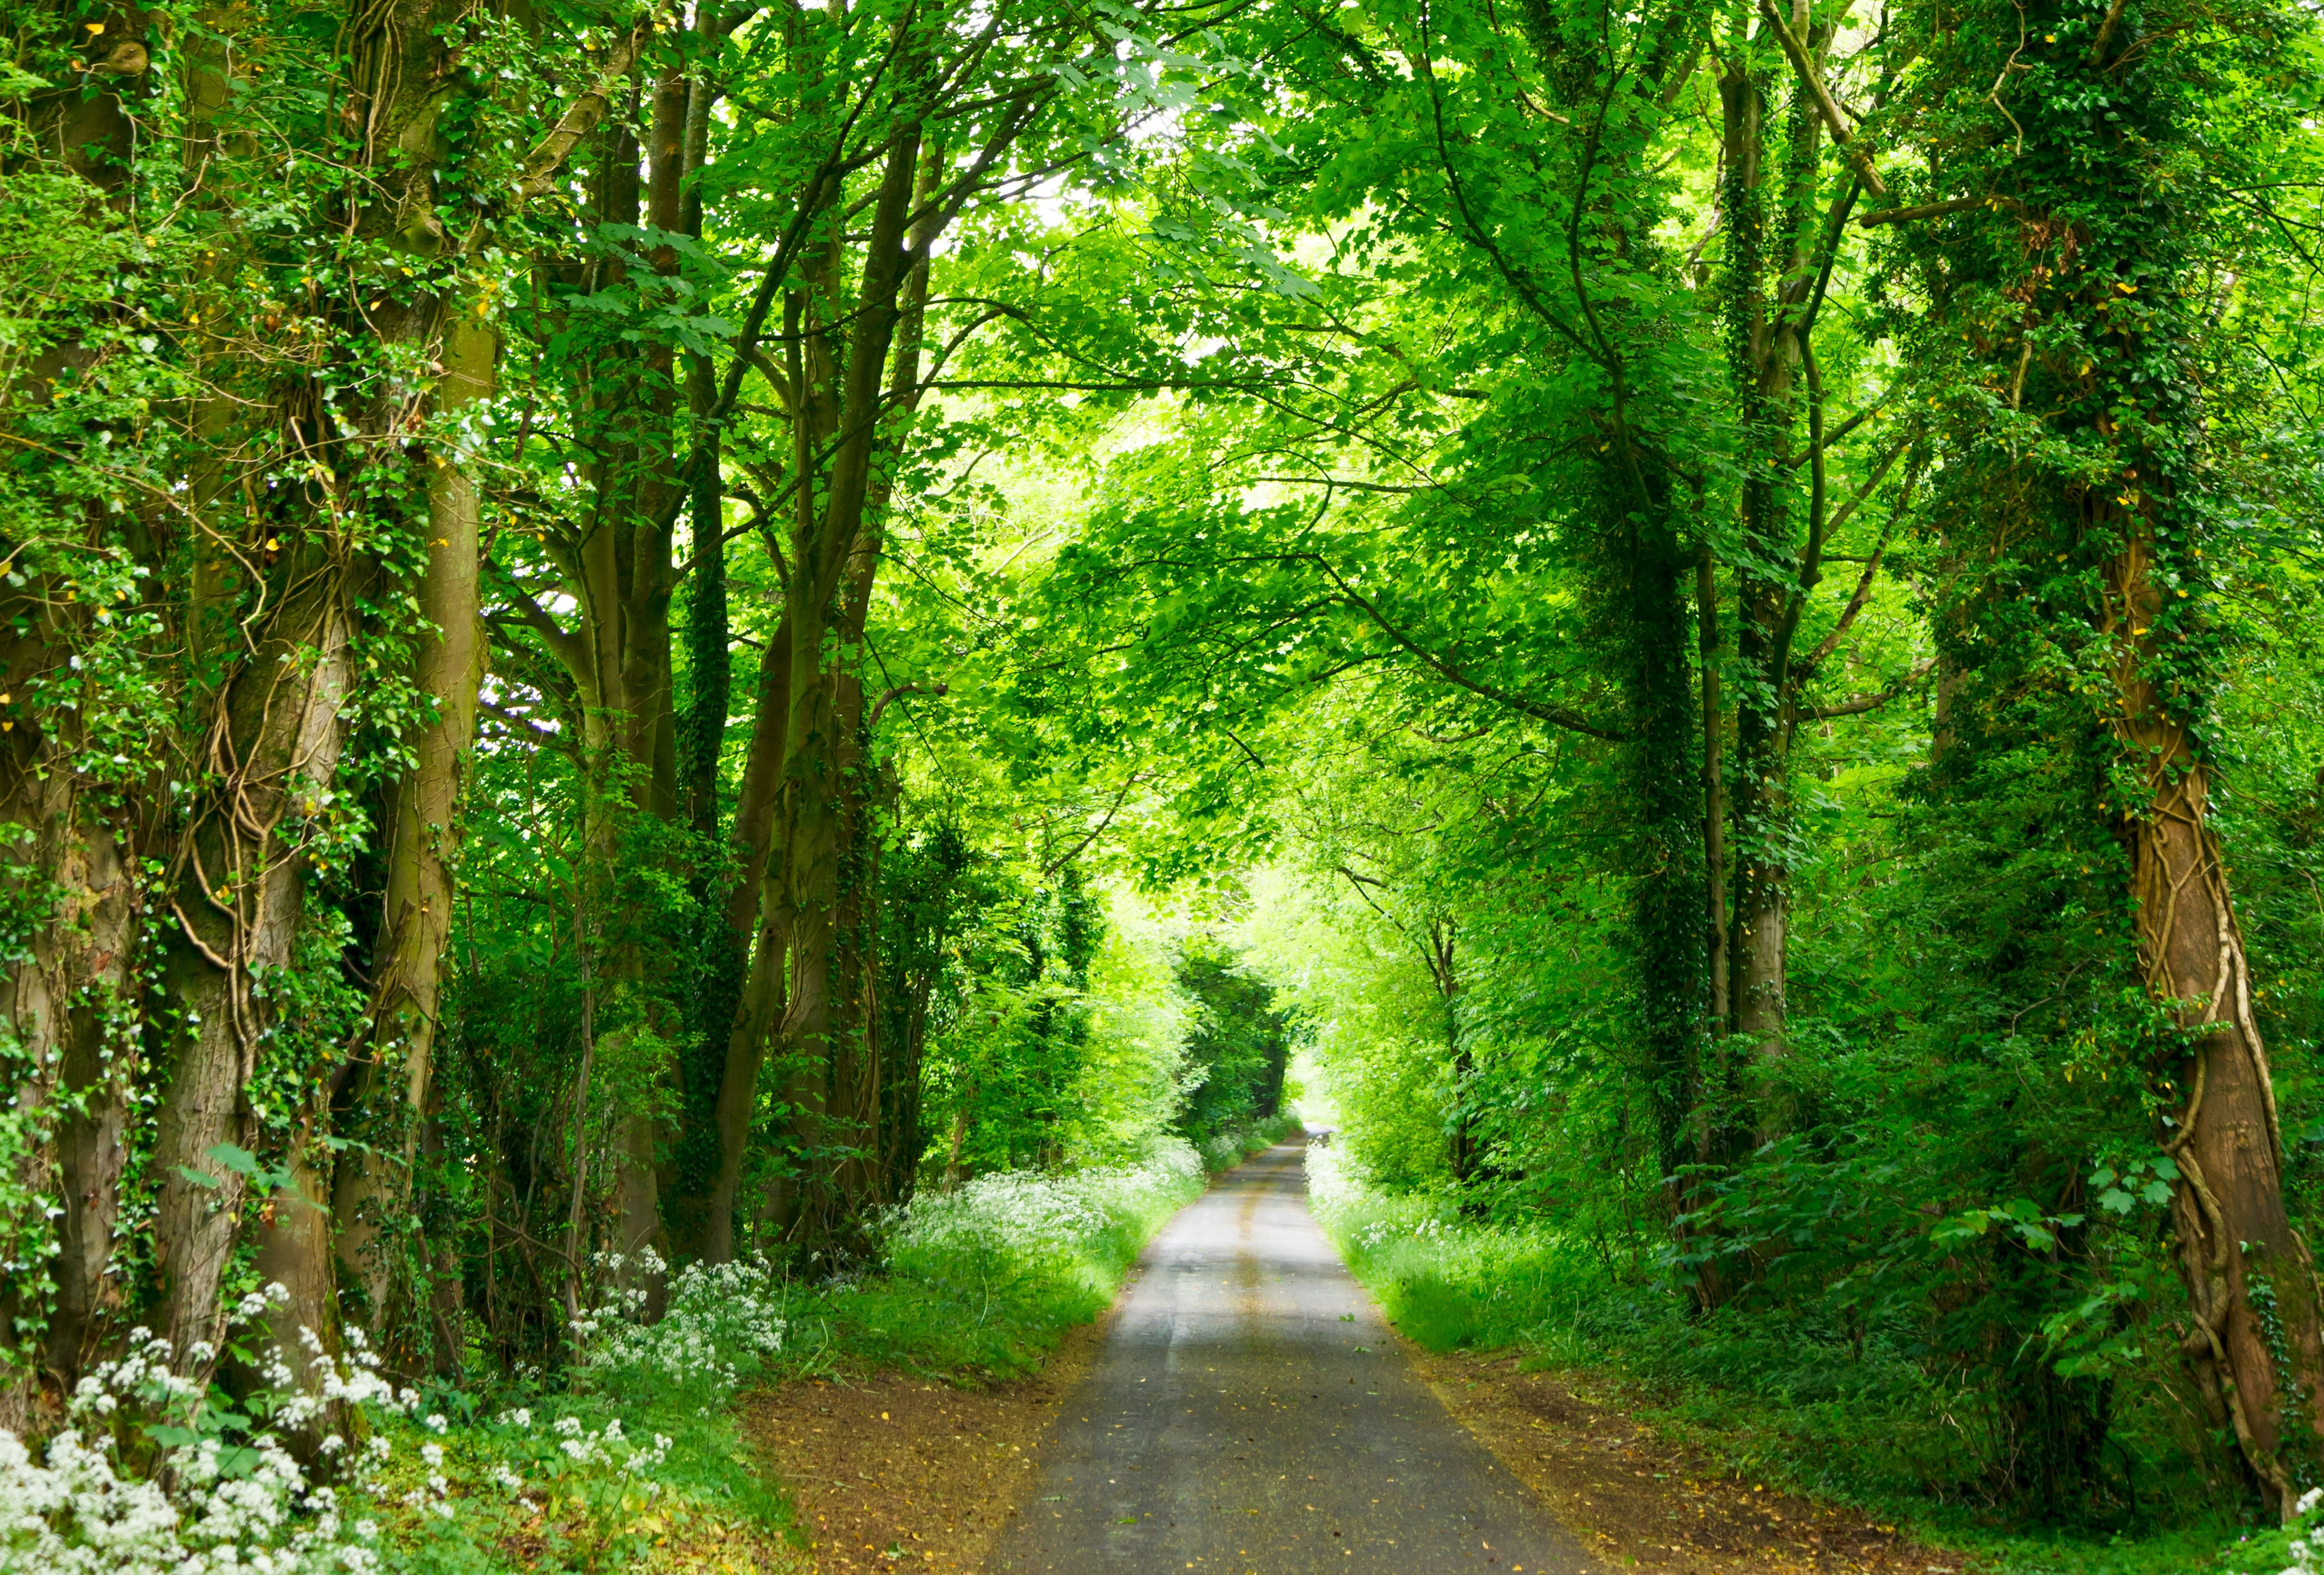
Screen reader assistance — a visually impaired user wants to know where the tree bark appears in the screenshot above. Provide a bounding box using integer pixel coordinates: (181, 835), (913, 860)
(1425, 918), (1478, 1186)
(1697, 544), (1728, 1028)
(0, 737), (139, 1425)
(769, 128), (922, 1245)
(329, 307), (494, 1326)
(1720, 52), (1795, 1069)
(151, 557), (354, 1370)
(2104, 509), (2324, 1517)
(1720, 32), (1836, 1088)
(673, 622), (791, 1263)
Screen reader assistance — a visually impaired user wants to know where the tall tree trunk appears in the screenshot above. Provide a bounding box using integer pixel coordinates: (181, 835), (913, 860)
(151, 558), (354, 1370)
(673, 621), (790, 1263)
(1906, 0), (2324, 1508)
(0, 739), (139, 1427)
(2109, 507), (2324, 1513)
(771, 127), (922, 1246)
(0, 25), (150, 1387)
(1720, 35), (1830, 1090)
(1425, 918), (1478, 1187)
(1720, 52), (1791, 1068)
(528, 90), (691, 1291)
(669, 11), (742, 1254)
(1622, 487), (1709, 1206)
(1697, 544), (1729, 1030)
(329, 307), (494, 1326)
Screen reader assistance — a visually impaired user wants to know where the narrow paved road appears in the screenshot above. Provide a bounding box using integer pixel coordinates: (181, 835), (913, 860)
(992, 1142), (1596, 1574)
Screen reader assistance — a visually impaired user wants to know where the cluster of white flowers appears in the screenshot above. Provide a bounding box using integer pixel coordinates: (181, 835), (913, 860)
(1306, 1139), (1452, 1255)
(886, 1138), (1205, 1264)
(1354, 1212), (1453, 1251)
(398, 1442), (453, 1520)
(1304, 1138), (1366, 1230)
(571, 1248), (787, 1406)
(564, 1249), (659, 1351)
(1068, 1139), (1205, 1220)
(481, 1410), (672, 1514)
(0, 1288), (408, 1575)
(2280, 1486), (2324, 1574)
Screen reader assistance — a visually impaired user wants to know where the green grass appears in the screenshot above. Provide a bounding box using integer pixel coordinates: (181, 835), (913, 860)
(371, 1129), (1286, 1571)
(1303, 1146), (2299, 1575)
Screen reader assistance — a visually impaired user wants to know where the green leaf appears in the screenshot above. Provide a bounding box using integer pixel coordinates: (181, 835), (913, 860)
(205, 1142), (264, 1179)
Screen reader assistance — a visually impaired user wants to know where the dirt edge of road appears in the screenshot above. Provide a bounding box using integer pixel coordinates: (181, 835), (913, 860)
(1404, 1343), (1974, 1575)
(751, 1312), (1976, 1575)
(740, 1297), (1115, 1573)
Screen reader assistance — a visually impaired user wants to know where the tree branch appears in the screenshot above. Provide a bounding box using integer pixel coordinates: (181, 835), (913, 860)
(1044, 774), (1140, 874)
(1305, 555), (1625, 741)
(1856, 196), (1991, 228)
(483, 563), (586, 669)
(1808, 658), (1934, 719)
(1755, 0), (1888, 197)
(513, 24), (654, 202)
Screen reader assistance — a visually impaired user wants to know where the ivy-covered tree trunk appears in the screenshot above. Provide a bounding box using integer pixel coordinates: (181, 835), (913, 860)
(1911, 0), (2324, 1512)
(329, 307), (494, 1330)
(668, 618), (791, 1263)
(151, 558), (354, 1368)
(669, 7), (738, 1254)
(1718, 44), (1809, 1076)
(2108, 496), (2323, 1512)
(0, 739), (140, 1427)
(1620, 484), (1710, 1205)
(0, 12), (155, 1423)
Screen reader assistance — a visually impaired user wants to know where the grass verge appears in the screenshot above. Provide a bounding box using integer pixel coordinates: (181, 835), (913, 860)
(6, 1130), (1287, 1574)
(373, 1128), (1294, 1571)
(1303, 1143), (2310, 1575)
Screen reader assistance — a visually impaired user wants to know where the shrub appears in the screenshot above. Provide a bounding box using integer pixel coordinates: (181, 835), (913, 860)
(0, 1289), (410, 1575)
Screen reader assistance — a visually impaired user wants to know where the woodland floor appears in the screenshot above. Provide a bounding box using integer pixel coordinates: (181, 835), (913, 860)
(745, 1150), (1976, 1574)
(738, 1320), (1109, 1572)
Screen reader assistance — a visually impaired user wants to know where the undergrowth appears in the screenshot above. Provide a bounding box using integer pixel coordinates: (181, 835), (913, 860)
(8, 1125), (1292, 1574)
(1304, 1143), (2295, 1575)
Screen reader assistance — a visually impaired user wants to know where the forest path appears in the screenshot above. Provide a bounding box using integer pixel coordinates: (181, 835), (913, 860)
(988, 1141), (1596, 1574)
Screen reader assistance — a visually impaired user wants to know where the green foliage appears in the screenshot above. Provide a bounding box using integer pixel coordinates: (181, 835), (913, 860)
(1171, 940), (1299, 1147)
(9, 0), (2324, 1568)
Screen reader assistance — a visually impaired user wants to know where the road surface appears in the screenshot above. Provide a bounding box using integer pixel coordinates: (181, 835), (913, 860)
(990, 1141), (1597, 1573)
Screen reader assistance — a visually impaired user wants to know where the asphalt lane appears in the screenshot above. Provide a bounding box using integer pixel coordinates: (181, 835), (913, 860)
(990, 1141), (1597, 1574)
